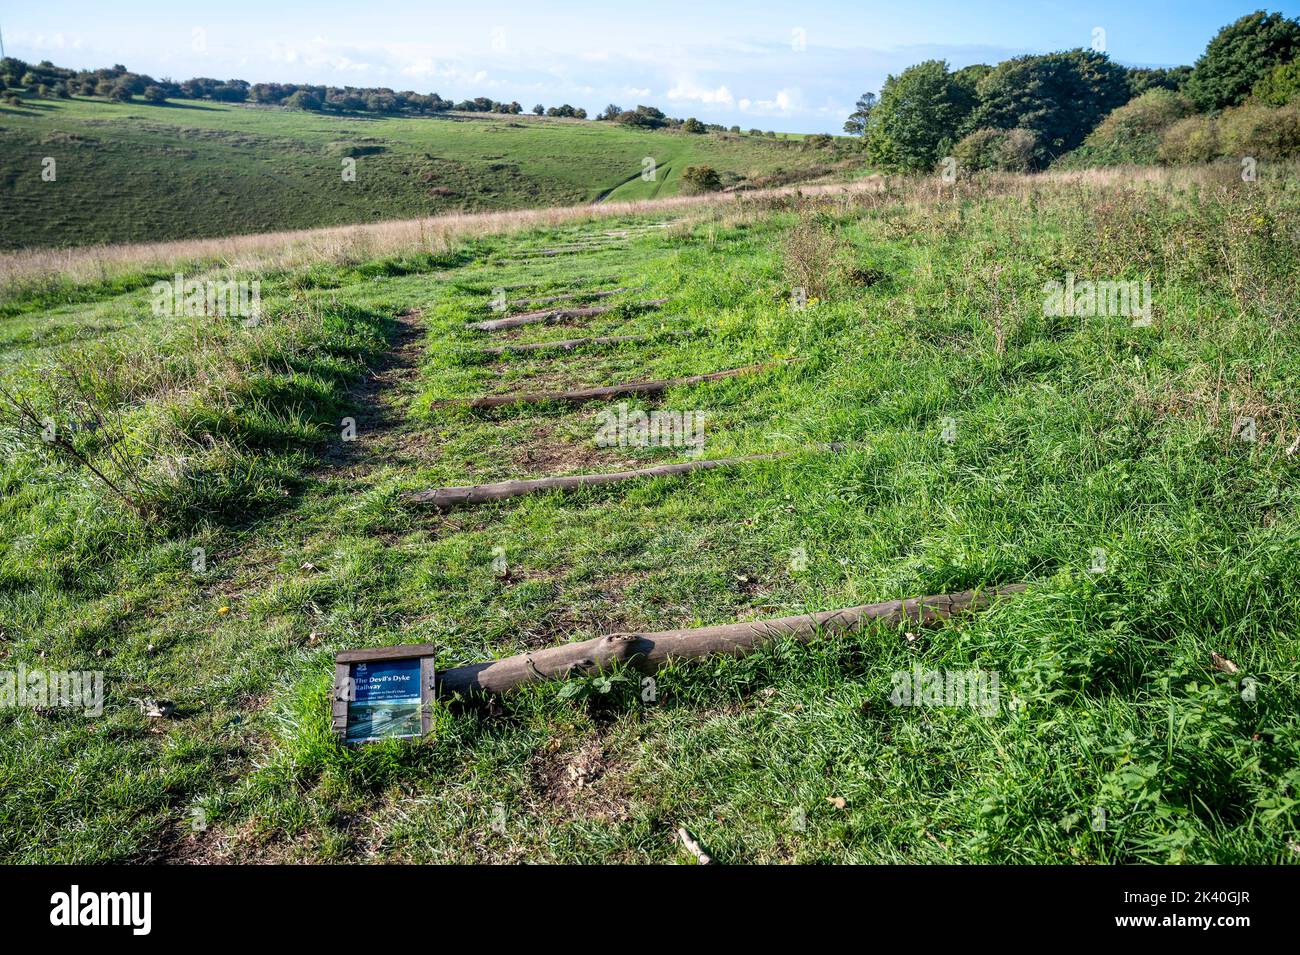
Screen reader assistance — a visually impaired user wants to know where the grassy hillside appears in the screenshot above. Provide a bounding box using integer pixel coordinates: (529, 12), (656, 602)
(2, 168), (1299, 863)
(0, 96), (842, 250)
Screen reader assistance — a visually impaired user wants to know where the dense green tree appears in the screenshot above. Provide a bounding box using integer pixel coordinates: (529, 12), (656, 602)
(864, 60), (977, 170)
(284, 89), (322, 110)
(1251, 59), (1300, 105)
(1127, 65), (1193, 97)
(210, 80), (249, 103)
(615, 105), (666, 128)
(964, 50), (1130, 165)
(1183, 11), (1300, 109)
(680, 165), (722, 193)
(842, 91), (877, 135)
(953, 63), (993, 89)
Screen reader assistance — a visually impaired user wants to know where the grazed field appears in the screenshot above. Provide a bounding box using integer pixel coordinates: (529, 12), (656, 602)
(1, 166), (1298, 863)
(0, 96), (844, 250)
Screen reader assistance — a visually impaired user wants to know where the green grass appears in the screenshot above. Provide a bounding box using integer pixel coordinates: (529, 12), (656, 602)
(0, 95), (844, 250)
(2, 172), (1299, 863)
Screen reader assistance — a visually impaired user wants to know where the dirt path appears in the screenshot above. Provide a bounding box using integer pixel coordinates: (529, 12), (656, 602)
(322, 308), (428, 477)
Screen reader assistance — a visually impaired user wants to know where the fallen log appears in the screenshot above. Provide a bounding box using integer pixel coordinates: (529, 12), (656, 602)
(437, 584), (1027, 694)
(471, 298), (668, 333)
(477, 329), (690, 357)
(539, 239), (633, 251)
(503, 243), (629, 260)
(603, 225), (670, 236)
(510, 287), (635, 308)
(489, 276), (623, 292)
(405, 441), (842, 510)
(434, 359), (795, 410)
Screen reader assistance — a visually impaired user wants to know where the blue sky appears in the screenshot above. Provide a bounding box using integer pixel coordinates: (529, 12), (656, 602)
(5, 2), (1297, 132)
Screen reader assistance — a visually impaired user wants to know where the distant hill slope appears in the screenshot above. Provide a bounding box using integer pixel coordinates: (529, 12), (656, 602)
(0, 97), (843, 250)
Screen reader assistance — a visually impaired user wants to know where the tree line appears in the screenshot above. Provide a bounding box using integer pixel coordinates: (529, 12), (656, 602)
(0, 58), (777, 138)
(0, 59), (801, 140)
(0, 59), (593, 118)
(844, 9), (1300, 171)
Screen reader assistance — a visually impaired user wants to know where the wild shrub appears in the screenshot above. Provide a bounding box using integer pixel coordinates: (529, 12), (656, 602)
(679, 165), (722, 195)
(1065, 89), (1194, 166)
(951, 128), (1003, 171)
(1218, 102), (1300, 159)
(1158, 114), (1220, 164)
(781, 202), (846, 301)
(1251, 59), (1300, 105)
(953, 127), (1039, 173)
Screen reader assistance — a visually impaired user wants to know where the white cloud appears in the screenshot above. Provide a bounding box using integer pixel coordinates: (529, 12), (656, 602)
(739, 88), (800, 114)
(12, 31), (83, 53)
(666, 80), (734, 107)
(400, 58), (437, 78)
(269, 39), (372, 73)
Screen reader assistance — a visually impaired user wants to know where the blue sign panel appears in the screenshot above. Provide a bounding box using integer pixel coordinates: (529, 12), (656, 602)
(345, 658), (423, 744)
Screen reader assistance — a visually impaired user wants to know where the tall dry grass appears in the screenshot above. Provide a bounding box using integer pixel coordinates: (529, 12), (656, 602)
(0, 179), (887, 296)
(0, 163), (1254, 300)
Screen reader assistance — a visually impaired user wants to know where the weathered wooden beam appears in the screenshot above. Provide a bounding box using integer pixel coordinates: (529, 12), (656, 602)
(405, 441), (842, 510)
(433, 360), (793, 410)
(486, 275), (623, 292)
(437, 584), (1028, 695)
(510, 287), (634, 308)
(538, 240), (634, 251)
(499, 243), (630, 261)
(471, 298), (668, 333)
(476, 329), (690, 357)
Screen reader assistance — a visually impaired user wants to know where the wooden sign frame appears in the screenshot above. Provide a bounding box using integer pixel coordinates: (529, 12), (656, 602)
(332, 644), (437, 744)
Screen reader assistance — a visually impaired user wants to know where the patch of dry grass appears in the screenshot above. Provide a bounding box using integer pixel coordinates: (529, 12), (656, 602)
(0, 180), (886, 296)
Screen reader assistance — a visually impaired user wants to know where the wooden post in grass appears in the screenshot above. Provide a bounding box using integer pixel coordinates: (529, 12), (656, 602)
(435, 585), (1027, 695)
(471, 298), (668, 332)
(405, 442), (845, 510)
(476, 329), (689, 357)
(432, 360), (796, 411)
(488, 276), (623, 292)
(509, 287), (636, 308)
